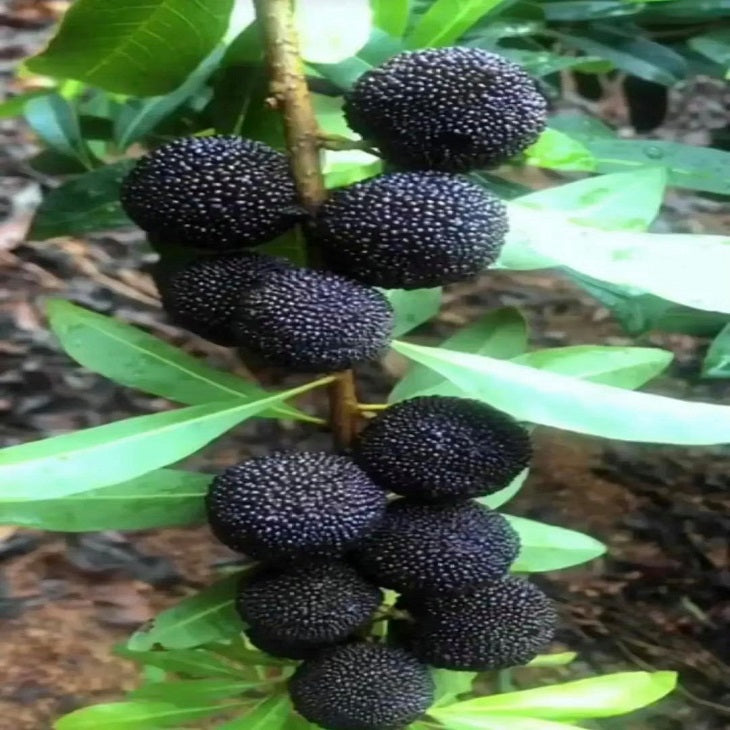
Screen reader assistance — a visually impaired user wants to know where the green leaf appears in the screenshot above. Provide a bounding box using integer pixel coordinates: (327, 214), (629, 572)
(542, 1), (640, 20)
(54, 699), (248, 729)
(28, 161), (133, 240)
(499, 205), (730, 315)
(117, 647), (243, 678)
(431, 672), (677, 721)
(114, 45), (226, 149)
(555, 26), (687, 85)
(517, 167), (667, 232)
(511, 346), (673, 389)
(434, 716), (583, 730)
(527, 652), (578, 669)
(524, 129), (596, 172)
(0, 383), (319, 500)
(550, 114), (730, 196)
(506, 515), (607, 572)
(689, 29), (730, 67)
(47, 299), (309, 421)
(24, 94), (93, 167)
(128, 573), (242, 651)
(703, 323), (730, 378)
(0, 469), (209, 531)
(389, 308), (528, 402)
(324, 149), (383, 188)
(478, 469), (528, 509)
(296, 0), (372, 63)
(391, 340), (730, 445)
(406, 0), (506, 48)
(433, 670), (478, 707)
(28, 0), (234, 96)
(0, 90), (50, 119)
(216, 695), (292, 730)
(371, 0), (411, 36)
(385, 288), (442, 338)
(130, 678), (261, 703)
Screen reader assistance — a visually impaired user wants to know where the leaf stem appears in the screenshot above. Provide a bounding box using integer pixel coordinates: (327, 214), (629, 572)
(254, 0), (359, 449)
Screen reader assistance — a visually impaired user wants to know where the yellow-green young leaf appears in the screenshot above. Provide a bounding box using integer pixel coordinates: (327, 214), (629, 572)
(0, 469), (209, 531)
(433, 670), (478, 707)
(478, 469), (528, 510)
(371, 0), (410, 36)
(391, 340), (730, 445)
(526, 652), (578, 668)
(390, 307), (527, 402)
(54, 699), (248, 730)
(27, 0), (234, 96)
(507, 515), (606, 572)
(47, 299), (310, 422)
(511, 346), (673, 389)
(524, 129), (596, 172)
(517, 167), (667, 232)
(216, 695), (292, 729)
(0, 381), (322, 500)
(406, 0), (505, 48)
(431, 672), (677, 721)
(499, 205), (730, 315)
(434, 716), (583, 730)
(128, 573), (243, 651)
(296, 0), (372, 63)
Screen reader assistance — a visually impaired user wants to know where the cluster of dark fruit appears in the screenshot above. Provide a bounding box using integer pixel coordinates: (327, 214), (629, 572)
(119, 47), (552, 730)
(120, 47), (547, 373)
(206, 395), (556, 730)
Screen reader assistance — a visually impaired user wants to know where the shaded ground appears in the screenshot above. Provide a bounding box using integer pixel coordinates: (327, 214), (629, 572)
(1, 2), (729, 728)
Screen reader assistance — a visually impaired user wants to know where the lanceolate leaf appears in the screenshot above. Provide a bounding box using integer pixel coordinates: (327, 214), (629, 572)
(28, 0), (235, 96)
(0, 382), (322, 500)
(431, 672), (677, 721)
(116, 647), (244, 679)
(216, 695), (292, 730)
(406, 0), (506, 48)
(28, 161), (133, 240)
(371, 0), (411, 37)
(433, 716), (583, 730)
(127, 573), (242, 651)
(506, 515), (607, 572)
(478, 469), (528, 509)
(527, 652), (578, 669)
(47, 299), (310, 421)
(385, 288), (442, 338)
(0, 469), (209, 531)
(390, 307), (528, 402)
(129, 678), (264, 703)
(54, 699), (248, 730)
(391, 340), (730, 445)
(702, 323), (730, 378)
(524, 129), (596, 172)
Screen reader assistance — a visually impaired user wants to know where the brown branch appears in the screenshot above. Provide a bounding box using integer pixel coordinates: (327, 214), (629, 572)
(253, 0), (359, 449)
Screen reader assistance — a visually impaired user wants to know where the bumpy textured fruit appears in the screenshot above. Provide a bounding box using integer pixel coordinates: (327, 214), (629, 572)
(309, 172), (508, 289)
(206, 452), (386, 561)
(344, 47), (547, 172)
(353, 396), (531, 501)
(289, 643), (434, 730)
(354, 500), (519, 595)
(246, 625), (325, 661)
(393, 576), (557, 671)
(120, 136), (300, 250)
(232, 267), (394, 373)
(237, 561), (382, 647)
(154, 252), (288, 346)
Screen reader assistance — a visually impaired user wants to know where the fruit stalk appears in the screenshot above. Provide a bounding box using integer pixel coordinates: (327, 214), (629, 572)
(254, 0), (359, 448)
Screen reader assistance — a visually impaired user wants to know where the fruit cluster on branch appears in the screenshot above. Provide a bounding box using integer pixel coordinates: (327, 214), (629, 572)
(119, 41), (551, 730)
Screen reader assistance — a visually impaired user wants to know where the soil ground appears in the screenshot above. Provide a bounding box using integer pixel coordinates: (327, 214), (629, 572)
(0, 2), (729, 729)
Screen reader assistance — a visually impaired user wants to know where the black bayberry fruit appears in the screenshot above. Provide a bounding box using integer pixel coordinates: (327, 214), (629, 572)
(393, 576), (557, 671)
(245, 625), (329, 661)
(344, 47), (547, 172)
(354, 500), (519, 595)
(120, 136), (300, 250)
(154, 252), (289, 346)
(232, 267), (394, 373)
(289, 643), (434, 730)
(353, 396), (531, 501)
(237, 561), (382, 649)
(206, 452), (386, 561)
(309, 171), (508, 289)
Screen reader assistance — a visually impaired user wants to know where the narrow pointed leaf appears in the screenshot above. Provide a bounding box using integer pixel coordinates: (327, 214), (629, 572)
(47, 299), (308, 420)
(0, 385), (314, 500)
(703, 322), (730, 378)
(216, 695), (291, 729)
(371, 0), (411, 36)
(478, 469), (528, 509)
(385, 287), (442, 338)
(116, 647), (243, 678)
(431, 672), (677, 721)
(434, 716), (583, 730)
(0, 469), (209, 530)
(507, 515), (606, 572)
(24, 94), (92, 166)
(433, 670), (478, 707)
(527, 652), (578, 668)
(130, 678), (263, 703)
(392, 340), (730, 445)
(406, 0), (505, 48)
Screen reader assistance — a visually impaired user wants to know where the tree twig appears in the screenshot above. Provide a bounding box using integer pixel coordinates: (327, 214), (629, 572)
(253, 0), (359, 449)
